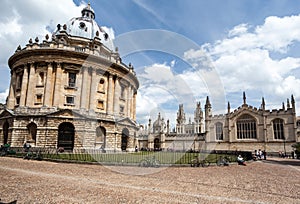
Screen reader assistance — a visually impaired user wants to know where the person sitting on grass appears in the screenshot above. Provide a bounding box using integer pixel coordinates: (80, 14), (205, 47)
(237, 155), (246, 166)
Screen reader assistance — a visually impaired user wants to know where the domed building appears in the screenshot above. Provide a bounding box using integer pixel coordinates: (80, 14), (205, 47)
(0, 4), (139, 151)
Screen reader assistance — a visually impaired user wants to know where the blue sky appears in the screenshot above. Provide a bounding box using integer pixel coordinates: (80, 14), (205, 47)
(1, 0), (300, 127)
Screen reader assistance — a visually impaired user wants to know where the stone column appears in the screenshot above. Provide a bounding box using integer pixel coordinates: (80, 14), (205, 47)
(44, 62), (53, 107)
(133, 92), (137, 121)
(124, 85), (128, 117)
(53, 63), (62, 107)
(126, 86), (132, 118)
(7, 71), (16, 109)
(107, 74), (114, 115)
(89, 68), (97, 110)
(113, 76), (120, 114)
(80, 66), (90, 109)
(26, 63), (36, 107)
(20, 65), (28, 107)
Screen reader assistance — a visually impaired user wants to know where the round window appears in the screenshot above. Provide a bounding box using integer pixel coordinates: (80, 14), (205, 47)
(79, 22), (85, 29)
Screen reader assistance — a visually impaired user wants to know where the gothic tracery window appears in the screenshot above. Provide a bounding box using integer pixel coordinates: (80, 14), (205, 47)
(236, 114), (257, 139)
(215, 122), (223, 140)
(273, 118), (285, 140)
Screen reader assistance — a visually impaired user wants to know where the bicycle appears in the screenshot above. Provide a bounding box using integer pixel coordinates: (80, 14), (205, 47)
(190, 156), (210, 167)
(139, 156), (160, 168)
(216, 156), (230, 166)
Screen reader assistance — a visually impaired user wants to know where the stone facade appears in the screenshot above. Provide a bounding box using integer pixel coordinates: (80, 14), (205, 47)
(138, 93), (300, 153)
(0, 4), (139, 151)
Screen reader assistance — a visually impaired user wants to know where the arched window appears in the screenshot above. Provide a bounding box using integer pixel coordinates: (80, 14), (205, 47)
(96, 126), (106, 148)
(273, 118), (285, 140)
(27, 122), (37, 142)
(215, 122), (223, 140)
(236, 114), (257, 139)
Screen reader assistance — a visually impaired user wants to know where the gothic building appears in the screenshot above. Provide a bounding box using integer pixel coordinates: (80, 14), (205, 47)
(0, 4), (139, 151)
(205, 93), (299, 153)
(138, 102), (205, 151)
(138, 93), (300, 153)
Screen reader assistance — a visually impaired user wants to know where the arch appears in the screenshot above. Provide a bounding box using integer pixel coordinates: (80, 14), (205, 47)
(27, 122), (37, 143)
(215, 122), (223, 140)
(236, 114), (257, 139)
(57, 122), (75, 151)
(121, 128), (129, 151)
(273, 118), (285, 140)
(3, 121), (9, 145)
(96, 126), (106, 149)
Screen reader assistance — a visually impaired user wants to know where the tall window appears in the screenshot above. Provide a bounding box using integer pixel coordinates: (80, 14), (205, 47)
(273, 118), (284, 140)
(68, 73), (76, 87)
(16, 73), (23, 90)
(120, 86), (125, 99)
(215, 122), (223, 140)
(237, 114), (257, 139)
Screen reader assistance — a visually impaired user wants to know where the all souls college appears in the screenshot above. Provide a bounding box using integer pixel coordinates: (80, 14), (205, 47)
(0, 4), (299, 153)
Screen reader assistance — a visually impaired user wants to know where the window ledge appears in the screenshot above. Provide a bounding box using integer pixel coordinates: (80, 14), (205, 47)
(64, 85), (78, 90)
(64, 103), (75, 107)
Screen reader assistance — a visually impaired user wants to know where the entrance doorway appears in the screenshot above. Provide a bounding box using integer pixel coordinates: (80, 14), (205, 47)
(154, 138), (160, 150)
(121, 128), (129, 151)
(57, 122), (75, 151)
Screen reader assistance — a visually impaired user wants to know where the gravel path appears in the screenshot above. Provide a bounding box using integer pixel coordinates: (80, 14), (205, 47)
(0, 157), (299, 204)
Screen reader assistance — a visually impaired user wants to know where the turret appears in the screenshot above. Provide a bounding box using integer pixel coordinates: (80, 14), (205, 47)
(204, 96), (212, 119)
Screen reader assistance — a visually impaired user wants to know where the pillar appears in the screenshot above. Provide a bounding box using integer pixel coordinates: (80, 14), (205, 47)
(26, 63), (36, 107)
(44, 62), (53, 107)
(107, 74), (114, 115)
(126, 86), (131, 117)
(80, 66), (90, 109)
(89, 68), (97, 110)
(113, 76), (120, 114)
(133, 92), (137, 121)
(7, 71), (16, 109)
(53, 63), (62, 107)
(20, 65), (28, 107)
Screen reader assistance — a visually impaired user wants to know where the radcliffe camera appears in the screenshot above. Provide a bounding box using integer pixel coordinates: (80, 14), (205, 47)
(0, 1), (299, 204)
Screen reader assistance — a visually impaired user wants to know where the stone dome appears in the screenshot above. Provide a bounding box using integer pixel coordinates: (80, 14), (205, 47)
(54, 3), (114, 50)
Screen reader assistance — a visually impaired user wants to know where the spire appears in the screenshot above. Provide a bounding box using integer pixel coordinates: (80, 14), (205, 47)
(243, 91), (246, 105)
(287, 98), (290, 109)
(205, 96), (212, 118)
(282, 102), (285, 110)
(261, 97), (265, 110)
(291, 94), (295, 106)
(227, 101), (230, 113)
(205, 96), (211, 107)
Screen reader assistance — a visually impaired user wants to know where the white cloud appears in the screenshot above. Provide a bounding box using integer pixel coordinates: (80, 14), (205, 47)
(0, 89), (9, 104)
(0, 0), (84, 65)
(187, 13), (300, 112)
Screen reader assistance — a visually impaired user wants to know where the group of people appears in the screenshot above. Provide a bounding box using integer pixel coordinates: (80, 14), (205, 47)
(253, 149), (266, 160)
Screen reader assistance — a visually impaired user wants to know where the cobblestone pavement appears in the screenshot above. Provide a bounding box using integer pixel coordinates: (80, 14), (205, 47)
(0, 157), (299, 204)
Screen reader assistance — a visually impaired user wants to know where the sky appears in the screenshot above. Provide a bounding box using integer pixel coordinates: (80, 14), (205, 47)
(1, 0), (300, 127)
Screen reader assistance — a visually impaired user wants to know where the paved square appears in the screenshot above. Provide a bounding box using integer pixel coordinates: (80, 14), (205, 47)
(0, 157), (299, 203)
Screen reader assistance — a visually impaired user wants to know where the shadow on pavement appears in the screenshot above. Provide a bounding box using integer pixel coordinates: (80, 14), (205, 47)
(263, 158), (300, 166)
